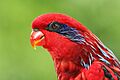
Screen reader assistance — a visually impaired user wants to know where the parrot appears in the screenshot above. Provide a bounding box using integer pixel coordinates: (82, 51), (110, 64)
(30, 13), (120, 80)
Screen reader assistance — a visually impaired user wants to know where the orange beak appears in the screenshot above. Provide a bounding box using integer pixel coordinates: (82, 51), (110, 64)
(30, 31), (45, 49)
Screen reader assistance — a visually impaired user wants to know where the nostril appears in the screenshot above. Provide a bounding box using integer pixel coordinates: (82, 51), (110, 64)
(33, 28), (39, 32)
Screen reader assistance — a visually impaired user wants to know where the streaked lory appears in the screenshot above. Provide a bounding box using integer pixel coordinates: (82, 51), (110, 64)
(30, 13), (120, 80)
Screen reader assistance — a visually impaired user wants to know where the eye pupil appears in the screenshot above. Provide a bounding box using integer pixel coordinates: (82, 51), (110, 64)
(46, 21), (61, 31)
(52, 24), (58, 29)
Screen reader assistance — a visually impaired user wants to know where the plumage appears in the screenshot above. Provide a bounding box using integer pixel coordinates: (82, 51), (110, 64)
(30, 13), (120, 80)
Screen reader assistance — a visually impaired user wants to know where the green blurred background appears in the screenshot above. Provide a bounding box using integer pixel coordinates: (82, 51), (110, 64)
(0, 0), (120, 80)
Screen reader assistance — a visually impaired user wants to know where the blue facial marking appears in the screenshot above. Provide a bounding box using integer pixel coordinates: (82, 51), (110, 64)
(47, 21), (85, 44)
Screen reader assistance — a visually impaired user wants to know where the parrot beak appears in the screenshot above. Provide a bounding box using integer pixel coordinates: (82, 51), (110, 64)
(30, 31), (45, 49)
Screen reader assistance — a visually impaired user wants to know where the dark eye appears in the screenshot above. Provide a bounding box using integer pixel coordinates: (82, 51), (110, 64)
(51, 24), (59, 29)
(46, 22), (61, 31)
(33, 28), (39, 32)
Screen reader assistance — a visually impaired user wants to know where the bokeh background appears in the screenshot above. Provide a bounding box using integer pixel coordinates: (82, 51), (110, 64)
(0, 0), (120, 80)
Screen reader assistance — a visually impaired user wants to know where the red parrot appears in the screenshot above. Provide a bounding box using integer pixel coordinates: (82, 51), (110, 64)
(30, 13), (120, 80)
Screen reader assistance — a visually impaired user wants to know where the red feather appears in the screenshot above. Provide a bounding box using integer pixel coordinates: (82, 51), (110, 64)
(30, 13), (120, 80)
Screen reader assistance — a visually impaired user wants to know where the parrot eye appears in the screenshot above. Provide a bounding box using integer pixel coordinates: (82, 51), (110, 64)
(46, 22), (61, 31)
(33, 28), (39, 32)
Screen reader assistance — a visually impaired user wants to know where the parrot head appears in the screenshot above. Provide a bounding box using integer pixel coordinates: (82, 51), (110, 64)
(30, 13), (89, 58)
